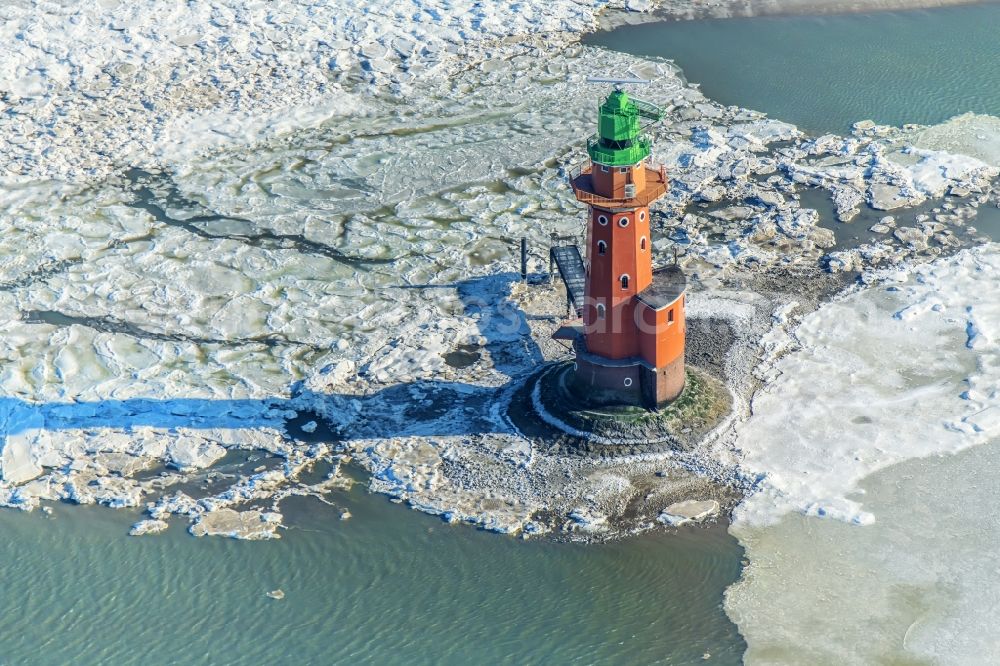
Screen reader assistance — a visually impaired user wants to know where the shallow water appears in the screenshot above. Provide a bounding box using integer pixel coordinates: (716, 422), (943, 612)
(586, 4), (1000, 134)
(0, 485), (745, 665)
(728, 438), (1000, 665)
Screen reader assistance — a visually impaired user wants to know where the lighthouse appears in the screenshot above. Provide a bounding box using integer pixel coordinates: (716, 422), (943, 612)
(554, 84), (686, 410)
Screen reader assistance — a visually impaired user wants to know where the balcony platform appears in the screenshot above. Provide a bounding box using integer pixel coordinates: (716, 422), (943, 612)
(569, 163), (668, 210)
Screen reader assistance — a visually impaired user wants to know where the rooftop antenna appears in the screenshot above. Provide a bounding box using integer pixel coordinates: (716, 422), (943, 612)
(584, 76), (650, 91)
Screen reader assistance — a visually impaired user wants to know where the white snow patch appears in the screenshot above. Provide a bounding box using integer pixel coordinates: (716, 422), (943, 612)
(901, 146), (991, 197)
(657, 499), (719, 526)
(733, 244), (1000, 526)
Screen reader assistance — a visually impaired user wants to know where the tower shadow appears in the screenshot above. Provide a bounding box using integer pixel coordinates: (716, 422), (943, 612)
(307, 271), (549, 441)
(0, 273), (552, 477)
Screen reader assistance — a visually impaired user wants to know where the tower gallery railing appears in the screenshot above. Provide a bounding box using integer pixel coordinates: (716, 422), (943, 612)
(567, 162), (669, 209)
(586, 133), (652, 167)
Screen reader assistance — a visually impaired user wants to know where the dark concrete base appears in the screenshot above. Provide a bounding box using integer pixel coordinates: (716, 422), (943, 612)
(571, 354), (642, 407)
(571, 341), (685, 410)
(514, 362), (732, 456)
(640, 355), (685, 408)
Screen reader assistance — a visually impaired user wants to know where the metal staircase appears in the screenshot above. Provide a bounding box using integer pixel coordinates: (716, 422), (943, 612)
(549, 244), (586, 317)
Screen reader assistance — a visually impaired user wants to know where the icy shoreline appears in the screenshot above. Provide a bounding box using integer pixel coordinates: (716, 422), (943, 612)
(0, 0), (998, 543)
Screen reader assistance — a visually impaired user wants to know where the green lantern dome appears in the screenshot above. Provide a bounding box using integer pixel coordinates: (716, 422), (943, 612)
(586, 90), (664, 167)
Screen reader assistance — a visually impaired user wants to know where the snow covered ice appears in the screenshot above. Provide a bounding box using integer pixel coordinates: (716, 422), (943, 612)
(0, 0), (709, 530)
(729, 248), (994, 526)
(725, 243), (1000, 663)
(0, 0), (618, 184)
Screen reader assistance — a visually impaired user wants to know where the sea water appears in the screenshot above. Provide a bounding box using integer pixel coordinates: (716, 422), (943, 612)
(587, 4), (1000, 134)
(0, 475), (744, 665)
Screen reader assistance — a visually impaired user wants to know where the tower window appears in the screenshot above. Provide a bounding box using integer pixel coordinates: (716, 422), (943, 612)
(618, 167), (628, 174)
(620, 274), (630, 290)
(639, 211), (646, 221)
(596, 303), (606, 319)
(668, 308), (675, 323)
(600, 165), (609, 173)
(618, 217), (629, 228)
(597, 214), (608, 226)
(597, 240), (607, 255)
(640, 236), (647, 251)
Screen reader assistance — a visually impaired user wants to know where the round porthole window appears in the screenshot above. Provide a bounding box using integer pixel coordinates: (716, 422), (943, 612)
(598, 215), (608, 226)
(618, 217), (629, 228)
(623, 377), (633, 387)
(639, 211), (646, 221)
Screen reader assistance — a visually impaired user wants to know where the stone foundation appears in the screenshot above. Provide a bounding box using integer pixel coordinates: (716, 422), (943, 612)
(640, 355), (685, 408)
(571, 340), (685, 410)
(521, 362), (733, 456)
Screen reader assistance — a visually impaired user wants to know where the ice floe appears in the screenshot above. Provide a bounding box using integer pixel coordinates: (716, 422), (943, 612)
(731, 244), (1000, 526)
(0, 0), (635, 184)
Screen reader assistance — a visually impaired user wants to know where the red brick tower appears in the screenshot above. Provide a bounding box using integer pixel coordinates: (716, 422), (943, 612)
(565, 88), (686, 409)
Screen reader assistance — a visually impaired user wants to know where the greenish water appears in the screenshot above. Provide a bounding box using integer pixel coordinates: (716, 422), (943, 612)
(587, 4), (1000, 134)
(0, 480), (745, 664)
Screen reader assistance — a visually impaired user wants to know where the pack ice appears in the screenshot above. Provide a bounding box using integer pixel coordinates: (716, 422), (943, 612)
(732, 243), (1000, 526)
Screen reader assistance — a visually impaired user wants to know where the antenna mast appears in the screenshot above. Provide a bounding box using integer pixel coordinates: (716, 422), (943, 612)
(584, 76), (651, 91)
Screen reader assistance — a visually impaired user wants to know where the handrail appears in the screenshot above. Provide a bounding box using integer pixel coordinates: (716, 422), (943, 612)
(586, 133), (653, 167)
(586, 133), (652, 149)
(567, 162), (669, 209)
(632, 97), (664, 121)
(567, 162), (667, 182)
(598, 97), (662, 121)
